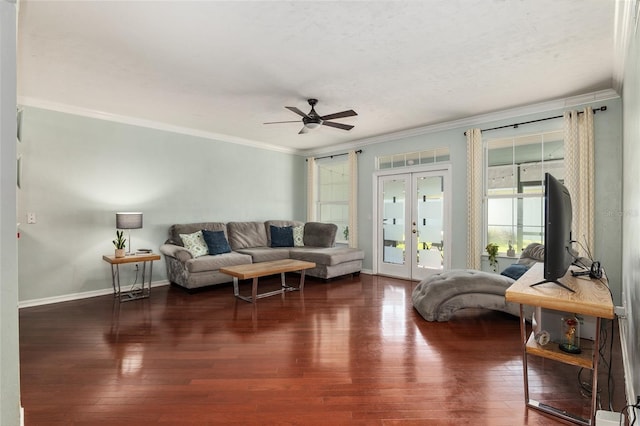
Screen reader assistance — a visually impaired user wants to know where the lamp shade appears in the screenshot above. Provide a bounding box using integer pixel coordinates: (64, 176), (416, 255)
(116, 212), (143, 229)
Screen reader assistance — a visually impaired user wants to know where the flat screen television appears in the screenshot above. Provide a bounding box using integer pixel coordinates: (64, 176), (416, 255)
(530, 173), (576, 292)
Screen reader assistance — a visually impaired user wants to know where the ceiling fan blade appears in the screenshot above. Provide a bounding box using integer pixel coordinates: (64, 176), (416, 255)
(322, 121), (354, 131)
(285, 106), (310, 118)
(263, 120), (301, 124)
(319, 109), (357, 121)
(298, 126), (309, 134)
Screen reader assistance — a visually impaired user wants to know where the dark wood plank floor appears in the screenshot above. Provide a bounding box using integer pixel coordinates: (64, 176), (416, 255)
(19, 274), (626, 425)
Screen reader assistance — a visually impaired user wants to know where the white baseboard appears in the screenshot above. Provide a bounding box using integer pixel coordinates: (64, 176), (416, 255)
(18, 280), (170, 309)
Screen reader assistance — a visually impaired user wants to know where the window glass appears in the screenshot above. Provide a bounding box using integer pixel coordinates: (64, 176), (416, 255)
(376, 147), (450, 170)
(317, 159), (350, 243)
(485, 130), (563, 254)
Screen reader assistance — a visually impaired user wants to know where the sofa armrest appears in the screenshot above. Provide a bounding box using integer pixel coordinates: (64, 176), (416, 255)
(160, 243), (193, 262)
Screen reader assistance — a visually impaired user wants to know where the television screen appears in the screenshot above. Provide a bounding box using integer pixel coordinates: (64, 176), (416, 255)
(531, 173), (575, 292)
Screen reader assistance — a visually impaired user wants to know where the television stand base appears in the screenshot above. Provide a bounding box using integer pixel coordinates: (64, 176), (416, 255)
(530, 279), (575, 293)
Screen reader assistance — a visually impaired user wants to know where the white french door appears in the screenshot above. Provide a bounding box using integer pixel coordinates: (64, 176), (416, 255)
(375, 167), (451, 281)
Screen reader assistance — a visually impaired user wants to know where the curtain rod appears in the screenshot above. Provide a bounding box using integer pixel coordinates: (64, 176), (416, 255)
(463, 106), (607, 136)
(306, 149), (363, 162)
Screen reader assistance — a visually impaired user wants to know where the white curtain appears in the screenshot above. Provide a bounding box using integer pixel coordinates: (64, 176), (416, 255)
(563, 107), (595, 253)
(348, 150), (358, 248)
(306, 156), (316, 222)
(466, 128), (483, 269)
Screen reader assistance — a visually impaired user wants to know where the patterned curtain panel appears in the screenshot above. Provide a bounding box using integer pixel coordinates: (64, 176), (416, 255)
(348, 150), (358, 248)
(466, 128), (483, 269)
(564, 107), (595, 253)
(306, 157), (316, 222)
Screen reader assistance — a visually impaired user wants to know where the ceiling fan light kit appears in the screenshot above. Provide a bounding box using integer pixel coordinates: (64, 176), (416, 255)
(265, 98), (357, 134)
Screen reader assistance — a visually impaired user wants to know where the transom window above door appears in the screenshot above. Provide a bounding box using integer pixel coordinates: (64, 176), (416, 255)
(377, 147), (450, 170)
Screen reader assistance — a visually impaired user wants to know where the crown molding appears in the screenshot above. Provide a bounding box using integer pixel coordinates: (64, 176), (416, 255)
(20, 89), (620, 160)
(612, 0), (636, 94)
(301, 89), (621, 157)
(17, 96), (298, 155)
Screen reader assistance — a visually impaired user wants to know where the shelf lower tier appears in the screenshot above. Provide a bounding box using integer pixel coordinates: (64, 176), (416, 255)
(525, 333), (594, 369)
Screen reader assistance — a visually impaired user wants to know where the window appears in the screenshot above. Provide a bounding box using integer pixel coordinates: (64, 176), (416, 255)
(485, 130), (564, 254)
(317, 159), (350, 243)
(377, 147), (450, 170)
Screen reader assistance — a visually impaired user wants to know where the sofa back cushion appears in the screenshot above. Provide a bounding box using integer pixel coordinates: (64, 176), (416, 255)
(227, 221), (268, 250)
(303, 222), (337, 248)
(265, 220), (304, 246)
(168, 222), (227, 246)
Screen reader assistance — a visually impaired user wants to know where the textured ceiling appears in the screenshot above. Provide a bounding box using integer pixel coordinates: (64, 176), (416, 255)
(17, 0), (616, 153)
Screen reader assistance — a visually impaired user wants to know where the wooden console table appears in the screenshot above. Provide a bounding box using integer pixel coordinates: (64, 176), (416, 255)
(505, 263), (614, 425)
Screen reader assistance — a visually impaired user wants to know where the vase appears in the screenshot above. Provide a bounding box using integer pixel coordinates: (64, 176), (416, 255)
(115, 248), (125, 258)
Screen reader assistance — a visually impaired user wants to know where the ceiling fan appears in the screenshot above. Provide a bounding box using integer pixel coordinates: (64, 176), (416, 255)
(264, 99), (357, 134)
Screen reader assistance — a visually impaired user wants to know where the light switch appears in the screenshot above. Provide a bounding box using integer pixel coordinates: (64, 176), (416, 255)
(27, 212), (36, 224)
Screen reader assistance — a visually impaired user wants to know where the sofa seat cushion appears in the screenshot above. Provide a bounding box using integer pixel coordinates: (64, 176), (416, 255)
(289, 247), (364, 266)
(186, 252), (252, 273)
(235, 247), (291, 263)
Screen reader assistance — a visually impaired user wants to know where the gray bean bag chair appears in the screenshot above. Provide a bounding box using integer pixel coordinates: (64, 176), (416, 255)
(412, 243), (545, 322)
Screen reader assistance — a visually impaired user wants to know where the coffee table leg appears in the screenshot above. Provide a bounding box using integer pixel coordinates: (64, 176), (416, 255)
(252, 277), (259, 303)
(233, 277), (240, 297)
(299, 269), (306, 291)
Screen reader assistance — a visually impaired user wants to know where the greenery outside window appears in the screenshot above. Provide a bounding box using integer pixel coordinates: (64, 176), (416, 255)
(485, 130), (564, 255)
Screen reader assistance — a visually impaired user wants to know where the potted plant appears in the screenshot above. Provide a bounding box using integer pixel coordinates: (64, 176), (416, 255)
(485, 242), (499, 272)
(113, 230), (126, 258)
(507, 240), (516, 257)
(343, 225), (349, 242)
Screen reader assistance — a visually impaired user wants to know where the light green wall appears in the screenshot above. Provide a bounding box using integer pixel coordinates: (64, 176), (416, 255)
(353, 97), (623, 303)
(1, 1), (20, 424)
(621, 15), (640, 405)
(17, 107), (306, 302)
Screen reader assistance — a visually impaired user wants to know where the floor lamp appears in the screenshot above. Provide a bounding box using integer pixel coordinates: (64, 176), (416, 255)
(116, 212), (143, 255)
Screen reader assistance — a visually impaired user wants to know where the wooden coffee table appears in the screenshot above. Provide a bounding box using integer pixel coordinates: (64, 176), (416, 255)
(220, 259), (316, 303)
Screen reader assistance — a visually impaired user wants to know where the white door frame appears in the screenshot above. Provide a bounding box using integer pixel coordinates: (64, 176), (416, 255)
(372, 164), (452, 280)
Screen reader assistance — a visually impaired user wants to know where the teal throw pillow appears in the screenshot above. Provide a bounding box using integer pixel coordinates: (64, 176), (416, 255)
(500, 263), (529, 280)
(202, 230), (231, 255)
(270, 225), (294, 247)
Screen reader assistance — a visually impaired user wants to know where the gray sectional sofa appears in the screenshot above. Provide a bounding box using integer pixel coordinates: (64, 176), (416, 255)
(160, 220), (365, 290)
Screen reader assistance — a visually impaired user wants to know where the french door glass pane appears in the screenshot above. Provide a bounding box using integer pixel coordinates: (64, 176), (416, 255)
(382, 179), (405, 265)
(416, 176), (444, 270)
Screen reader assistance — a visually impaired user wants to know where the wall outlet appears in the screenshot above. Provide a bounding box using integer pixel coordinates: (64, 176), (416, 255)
(27, 212), (36, 224)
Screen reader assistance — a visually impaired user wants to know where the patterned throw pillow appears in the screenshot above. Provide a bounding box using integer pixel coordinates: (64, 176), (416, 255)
(179, 231), (209, 258)
(293, 225), (304, 247)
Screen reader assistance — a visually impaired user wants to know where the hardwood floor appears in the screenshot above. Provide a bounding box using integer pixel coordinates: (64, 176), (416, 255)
(19, 274), (626, 425)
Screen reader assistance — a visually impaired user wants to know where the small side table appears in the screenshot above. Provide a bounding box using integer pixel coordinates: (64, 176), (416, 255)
(102, 253), (161, 302)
